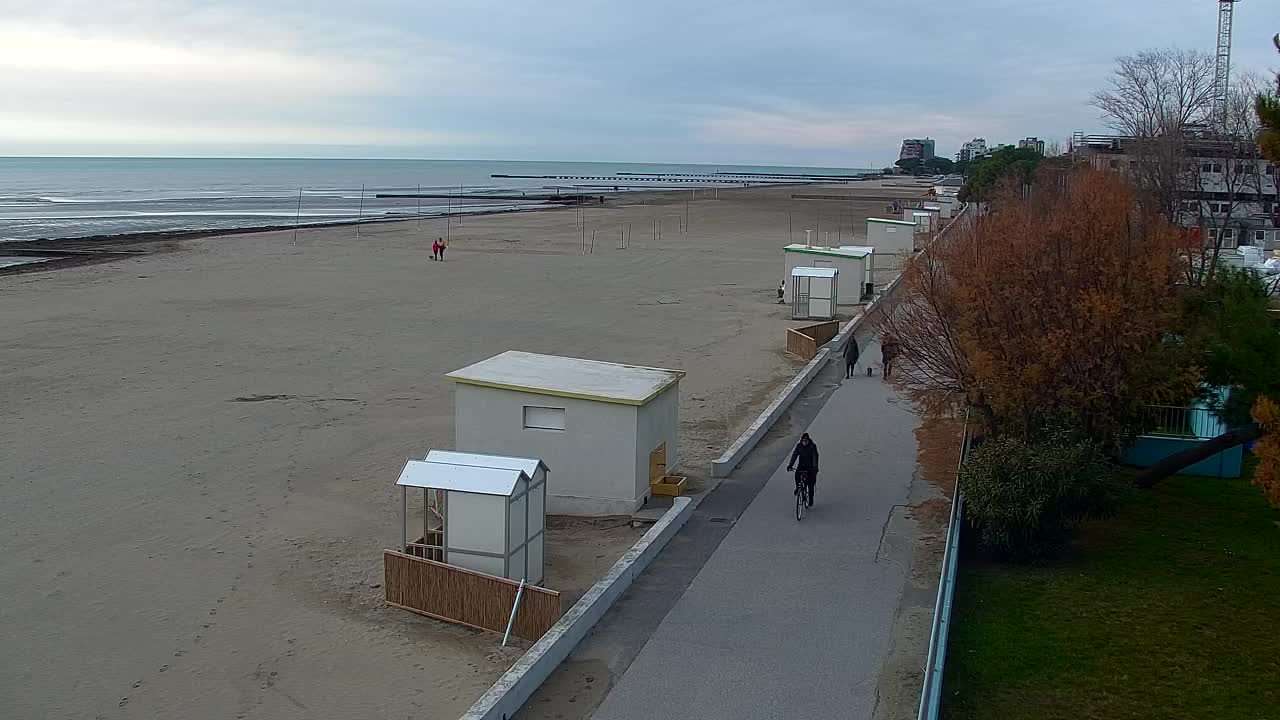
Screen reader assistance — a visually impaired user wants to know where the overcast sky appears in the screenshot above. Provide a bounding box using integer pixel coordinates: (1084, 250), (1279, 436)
(2, 0), (1276, 166)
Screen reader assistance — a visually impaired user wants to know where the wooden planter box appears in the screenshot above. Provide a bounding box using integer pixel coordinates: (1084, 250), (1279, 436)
(650, 474), (687, 497)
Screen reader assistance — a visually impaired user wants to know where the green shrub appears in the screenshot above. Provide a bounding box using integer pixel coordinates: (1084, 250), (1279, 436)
(961, 436), (1122, 562)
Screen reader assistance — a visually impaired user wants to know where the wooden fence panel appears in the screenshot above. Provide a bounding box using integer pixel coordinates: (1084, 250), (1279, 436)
(786, 321), (840, 360)
(803, 320), (840, 346)
(383, 550), (561, 641)
(786, 329), (818, 359)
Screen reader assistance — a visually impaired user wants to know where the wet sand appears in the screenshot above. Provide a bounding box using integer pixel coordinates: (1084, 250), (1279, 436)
(0, 182), (926, 719)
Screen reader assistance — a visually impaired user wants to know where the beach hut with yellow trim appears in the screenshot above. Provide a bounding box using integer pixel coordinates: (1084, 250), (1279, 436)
(447, 351), (685, 516)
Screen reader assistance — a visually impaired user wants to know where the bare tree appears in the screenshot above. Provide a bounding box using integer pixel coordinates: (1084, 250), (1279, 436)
(1091, 48), (1216, 219)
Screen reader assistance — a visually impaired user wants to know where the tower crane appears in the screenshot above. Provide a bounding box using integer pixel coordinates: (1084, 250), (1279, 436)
(1212, 0), (1239, 129)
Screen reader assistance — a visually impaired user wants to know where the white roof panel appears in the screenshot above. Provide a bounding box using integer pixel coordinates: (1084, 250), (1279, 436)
(424, 450), (547, 477)
(396, 459), (525, 496)
(447, 350), (684, 406)
(791, 266), (838, 278)
(783, 244), (872, 259)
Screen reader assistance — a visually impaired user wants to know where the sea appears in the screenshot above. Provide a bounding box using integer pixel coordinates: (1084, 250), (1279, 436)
(0, 157), (876, 244)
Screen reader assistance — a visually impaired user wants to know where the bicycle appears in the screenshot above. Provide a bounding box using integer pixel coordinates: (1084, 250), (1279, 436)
(794, 470), (811, 521)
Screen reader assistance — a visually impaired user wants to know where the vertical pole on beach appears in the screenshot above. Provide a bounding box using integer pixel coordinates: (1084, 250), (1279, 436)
(456, 181), (463, 226)
(685, 189), (690, 234)
(292, 187), (303, 244)
(591, 229), (596, 254)
(355, 183), (365, 238)
(789, 210), (793, 243)
(416, 184), (422, 231)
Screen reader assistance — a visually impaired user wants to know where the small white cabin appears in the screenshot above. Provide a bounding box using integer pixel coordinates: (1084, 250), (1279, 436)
(782, 244), (873, 305)
(449, 352), (683, 516)
(866, 218), (917, 255)
(790, 266), (838, 320)
(395, 451), (548, 584)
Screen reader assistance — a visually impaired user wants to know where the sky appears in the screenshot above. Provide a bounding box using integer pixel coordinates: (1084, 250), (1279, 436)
(1, 0), (1277, 166)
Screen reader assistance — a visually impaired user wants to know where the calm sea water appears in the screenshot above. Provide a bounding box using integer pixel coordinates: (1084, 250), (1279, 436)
(0, 157), (873, 242)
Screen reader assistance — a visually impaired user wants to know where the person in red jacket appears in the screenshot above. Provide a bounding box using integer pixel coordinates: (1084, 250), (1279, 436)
(432, 238), (441, 261)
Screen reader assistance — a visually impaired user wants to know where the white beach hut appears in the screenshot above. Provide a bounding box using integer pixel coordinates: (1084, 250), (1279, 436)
(448, 351), (684, 516)
(866, 218), (917, 255)
(395, 450), (547, 584)
(905, 208), (937, 233)
(782, 243), (874, 306)
(790, 266), (838, 320)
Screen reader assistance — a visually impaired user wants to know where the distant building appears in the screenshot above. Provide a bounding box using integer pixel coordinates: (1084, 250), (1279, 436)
(1018, 137), (1046, 155)
(899, 138), (936, 162)
(956, 138), (988, 162)
(1072, 132), (1279, 249)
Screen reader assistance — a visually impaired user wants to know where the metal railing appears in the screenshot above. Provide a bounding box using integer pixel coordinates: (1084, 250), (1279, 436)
(917, 414), (971, 720)
(1143, 405), (1225, 440)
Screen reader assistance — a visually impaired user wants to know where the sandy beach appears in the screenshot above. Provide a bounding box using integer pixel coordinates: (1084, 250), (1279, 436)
(0, 182), (926, 719)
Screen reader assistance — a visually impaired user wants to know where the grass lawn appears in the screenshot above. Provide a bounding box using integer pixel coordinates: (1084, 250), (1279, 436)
(942, 467), (1280, 720)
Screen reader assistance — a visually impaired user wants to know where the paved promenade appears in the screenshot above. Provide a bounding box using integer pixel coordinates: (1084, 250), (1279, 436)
(589, 340), (920, 720)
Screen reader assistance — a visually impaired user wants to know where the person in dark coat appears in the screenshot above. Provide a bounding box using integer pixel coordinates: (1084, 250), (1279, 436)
(881, 334), (900, 379)
(844, 338), (860, 378)
(786, 432), (820, 507)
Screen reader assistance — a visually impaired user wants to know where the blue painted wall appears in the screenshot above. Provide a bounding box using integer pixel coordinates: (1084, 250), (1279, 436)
(1121, 436), (1244, 478)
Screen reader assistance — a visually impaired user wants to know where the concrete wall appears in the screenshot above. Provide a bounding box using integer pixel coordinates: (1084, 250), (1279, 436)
(783, 250), (866, 306)
(867, 221), (914, 255)
(1121, 436), (1243, 478)
(634, 384), (680, 498)
(459, 497), (694, 720)
(454, 384), (642, 516)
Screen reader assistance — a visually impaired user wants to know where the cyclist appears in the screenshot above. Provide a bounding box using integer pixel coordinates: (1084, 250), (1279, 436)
(786, 432), (819, 508)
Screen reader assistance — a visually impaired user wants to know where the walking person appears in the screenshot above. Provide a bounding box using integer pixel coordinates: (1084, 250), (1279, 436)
(432, 238), (441, 261)
(439, 237), (447, 261)
(881, 334), (900, 380)
(844, 337), (860, 379)
(786, 433), (819, 508)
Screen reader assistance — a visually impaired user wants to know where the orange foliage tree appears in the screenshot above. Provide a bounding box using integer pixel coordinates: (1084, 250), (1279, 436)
(1252, 397), (1280, 505)
(880, 166), (1198, 447)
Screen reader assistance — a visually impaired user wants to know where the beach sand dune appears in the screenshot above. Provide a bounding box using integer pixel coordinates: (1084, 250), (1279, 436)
(0, 183), (923, 719)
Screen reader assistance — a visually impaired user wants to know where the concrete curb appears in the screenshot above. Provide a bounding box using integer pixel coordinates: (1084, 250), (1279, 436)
(459, 496), (694, 720)
(710, 276), (896, 479)
(711, 347), (832, 478)
(709, 287), (896, 479)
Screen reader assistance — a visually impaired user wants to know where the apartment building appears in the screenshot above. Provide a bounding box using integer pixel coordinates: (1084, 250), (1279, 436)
(899, 138), (936, 161)
(1072, 133), (1278, 249)
(956, 138), (988, 162)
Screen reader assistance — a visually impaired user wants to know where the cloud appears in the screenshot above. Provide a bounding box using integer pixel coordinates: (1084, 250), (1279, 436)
(692, 105), (1014, 152)
(1, 0), (1277, 163)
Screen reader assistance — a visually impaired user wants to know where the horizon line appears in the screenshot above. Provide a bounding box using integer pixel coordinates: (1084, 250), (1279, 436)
(0, 154), (886, 169)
